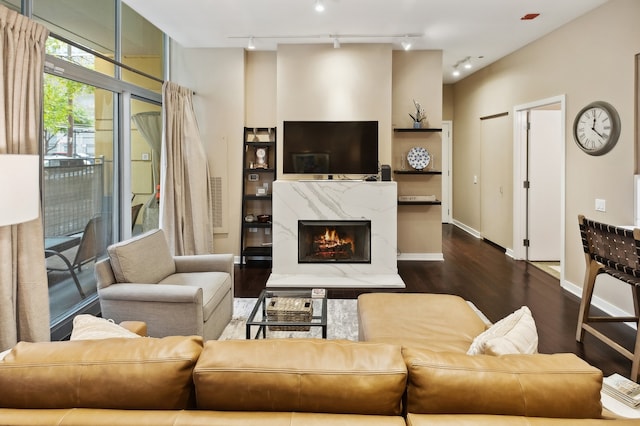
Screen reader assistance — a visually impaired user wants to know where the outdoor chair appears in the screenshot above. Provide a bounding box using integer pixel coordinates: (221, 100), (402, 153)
(45, 215), (106, 299)
(576, 214), (640, 380)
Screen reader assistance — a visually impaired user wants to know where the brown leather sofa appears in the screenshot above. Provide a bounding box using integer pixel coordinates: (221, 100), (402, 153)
(358, 292), (637, 424)
(1, 293), (638, 424)
(0, 336), (407, 425)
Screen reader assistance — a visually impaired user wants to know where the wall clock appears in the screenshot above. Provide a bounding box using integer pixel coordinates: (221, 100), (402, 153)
(573, 101), (620, 156)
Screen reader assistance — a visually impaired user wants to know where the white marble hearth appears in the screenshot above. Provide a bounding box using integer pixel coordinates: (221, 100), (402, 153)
(267, 180), (405, 288)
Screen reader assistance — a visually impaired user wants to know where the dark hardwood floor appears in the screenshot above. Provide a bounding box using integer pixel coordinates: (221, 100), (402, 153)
(234, 224), (636, 379)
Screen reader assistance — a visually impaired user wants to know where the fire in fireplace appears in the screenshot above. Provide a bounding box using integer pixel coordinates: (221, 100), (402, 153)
(298, 220), (371, 263)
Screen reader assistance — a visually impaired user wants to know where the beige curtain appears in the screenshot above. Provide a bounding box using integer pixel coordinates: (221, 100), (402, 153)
(0, 6), (50, 350)
(160, 81), (213, 255)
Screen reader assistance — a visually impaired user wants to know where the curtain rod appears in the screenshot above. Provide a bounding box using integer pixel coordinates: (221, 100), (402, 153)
(49, 31), (165, 85)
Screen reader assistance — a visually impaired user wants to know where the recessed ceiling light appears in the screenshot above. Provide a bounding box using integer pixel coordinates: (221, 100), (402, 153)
(314, 0), (325, 12)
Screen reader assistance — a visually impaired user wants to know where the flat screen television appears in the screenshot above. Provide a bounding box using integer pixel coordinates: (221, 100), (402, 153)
(282, 121), (379, 175)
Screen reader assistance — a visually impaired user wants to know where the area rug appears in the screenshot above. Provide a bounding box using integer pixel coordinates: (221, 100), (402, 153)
(219, 297), (491, 340)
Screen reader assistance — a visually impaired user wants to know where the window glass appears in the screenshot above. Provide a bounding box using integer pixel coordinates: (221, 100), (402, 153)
(43, 74), (114, 323)
(122, 3), (163, 92)
(130, 99), (161, 235)
(34, 0), (116, 76)
(0, 0), (20, 12)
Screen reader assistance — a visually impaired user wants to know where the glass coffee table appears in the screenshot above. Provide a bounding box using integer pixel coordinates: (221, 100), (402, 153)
(246, 288), (328, 339)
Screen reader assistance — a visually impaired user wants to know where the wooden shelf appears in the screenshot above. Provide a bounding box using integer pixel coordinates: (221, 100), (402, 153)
(393, 128), (442, 132)
(242, 246), (272, 257)
(398, 200), (442, 206)
(394, 170), (442, 175)
(244, 141), (275, 146)
(243, 194), (272, 200)
(243, 221), (272, 228)
(244, 168), (276, 173)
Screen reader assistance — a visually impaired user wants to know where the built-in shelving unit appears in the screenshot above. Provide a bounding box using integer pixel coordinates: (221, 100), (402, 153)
(240, 127), (276, 267)
(393, 127), (442, 207)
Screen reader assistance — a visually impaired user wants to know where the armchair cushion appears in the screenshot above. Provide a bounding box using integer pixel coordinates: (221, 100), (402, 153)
(107, 229), (175, 284)
(159, 272), (232, 320)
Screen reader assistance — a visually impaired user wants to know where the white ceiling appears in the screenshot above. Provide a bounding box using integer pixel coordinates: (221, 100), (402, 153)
(123, 0), (608, 84)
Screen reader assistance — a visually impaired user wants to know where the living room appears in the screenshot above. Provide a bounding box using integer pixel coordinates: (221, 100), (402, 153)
(3, 0), (640, 423)
(166, 0), (640, 322)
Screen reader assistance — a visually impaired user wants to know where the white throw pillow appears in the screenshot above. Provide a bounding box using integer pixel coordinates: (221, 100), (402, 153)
(467, 306), (538, 356)
(0, 348), (10, 361)
(70, 314), (141, 340)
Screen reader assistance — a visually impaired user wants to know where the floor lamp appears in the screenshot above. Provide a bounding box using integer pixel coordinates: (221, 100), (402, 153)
(0, 154), (40, 227)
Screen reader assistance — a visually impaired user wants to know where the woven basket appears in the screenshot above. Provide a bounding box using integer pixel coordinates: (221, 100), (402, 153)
(266, 297), (313, 331)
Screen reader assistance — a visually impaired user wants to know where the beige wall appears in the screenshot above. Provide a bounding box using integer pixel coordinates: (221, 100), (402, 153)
(276, 44), (393, 178)
(452, 0), (640, 313)
(392, 50), (444, 256)
(170, 43), (445, 259)
(170, 45), (246, 254)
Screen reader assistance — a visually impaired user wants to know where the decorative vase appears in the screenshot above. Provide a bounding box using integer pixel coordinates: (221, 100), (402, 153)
(413, 121), (422, 129)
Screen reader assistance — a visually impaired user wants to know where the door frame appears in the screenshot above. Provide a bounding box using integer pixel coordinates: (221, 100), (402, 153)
(512, 95), (566, 279)
(442, 120), (453, 223)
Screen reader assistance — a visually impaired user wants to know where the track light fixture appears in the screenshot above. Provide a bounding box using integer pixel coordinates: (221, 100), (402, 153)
(247, 37), (255, 50)
(401, 35), (412, 51)
(333, 37), (340, 49)
(314, 0), (325, 12)
(451, 56), (473, 78)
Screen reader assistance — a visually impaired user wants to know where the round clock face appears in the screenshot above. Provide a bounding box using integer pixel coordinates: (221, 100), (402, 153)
(573, 101), (620, 156)
(255, 147), (268, 168)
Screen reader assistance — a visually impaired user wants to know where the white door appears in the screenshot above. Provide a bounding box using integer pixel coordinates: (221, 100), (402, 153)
(480, 114), (513, 249)
(527, 109), (562, 261)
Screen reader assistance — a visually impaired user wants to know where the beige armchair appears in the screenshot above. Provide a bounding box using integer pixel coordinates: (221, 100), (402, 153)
(95, 229), (233, 340)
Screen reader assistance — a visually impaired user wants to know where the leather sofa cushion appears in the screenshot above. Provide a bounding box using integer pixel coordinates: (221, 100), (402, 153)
(358, 293), (487, 352)
(159, 271), (231, 320)
(107, 228), (176, 283)
(193, 339), (407, 415)
(0, 336), (202, 410)
(403, 348), (603, 419)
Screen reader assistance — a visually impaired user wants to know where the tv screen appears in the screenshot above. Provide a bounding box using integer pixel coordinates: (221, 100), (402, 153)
(283, 121), (379, 175)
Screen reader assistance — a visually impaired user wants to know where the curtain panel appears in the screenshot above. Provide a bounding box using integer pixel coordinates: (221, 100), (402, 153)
(0, 6), (50, 350)
(160, 81), (214, 255)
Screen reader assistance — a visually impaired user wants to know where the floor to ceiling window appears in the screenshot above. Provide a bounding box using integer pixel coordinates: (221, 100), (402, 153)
(19, 0), (164, 339)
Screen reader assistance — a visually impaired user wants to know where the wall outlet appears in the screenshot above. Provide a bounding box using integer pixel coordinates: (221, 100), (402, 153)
(473, 175), (478, 184)
(141, 152), (150, 161)
(595, 199), (606, 212)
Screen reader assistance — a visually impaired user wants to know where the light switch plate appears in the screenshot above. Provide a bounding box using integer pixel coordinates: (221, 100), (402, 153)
(595, 199), (606, 212)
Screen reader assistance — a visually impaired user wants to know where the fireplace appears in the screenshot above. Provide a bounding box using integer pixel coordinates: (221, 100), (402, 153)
(298, 220), (371, 263)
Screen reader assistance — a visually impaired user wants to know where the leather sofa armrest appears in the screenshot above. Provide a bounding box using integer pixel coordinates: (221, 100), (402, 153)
(119, 321), (147, 336)
(174, 254), (233, 275)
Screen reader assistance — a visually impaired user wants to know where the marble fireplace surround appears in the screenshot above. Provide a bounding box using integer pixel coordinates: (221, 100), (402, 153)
(266, 180), (405, 288)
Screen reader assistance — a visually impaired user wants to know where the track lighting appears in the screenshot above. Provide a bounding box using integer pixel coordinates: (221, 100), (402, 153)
(247, 37), (255, 50)
(314, 0), (324, 12)
(452, 66), (460, 77)
(333, 37), (340, 49)
(464, 58), (472, 69)
(401, 35), (412, 51)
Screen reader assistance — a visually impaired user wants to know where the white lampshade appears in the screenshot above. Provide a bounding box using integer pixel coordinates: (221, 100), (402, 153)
(0, 154), (39, 226)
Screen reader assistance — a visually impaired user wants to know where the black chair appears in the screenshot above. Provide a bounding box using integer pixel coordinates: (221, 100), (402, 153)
(45, 216), (106, 299)
(577, 214), (640, 380)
